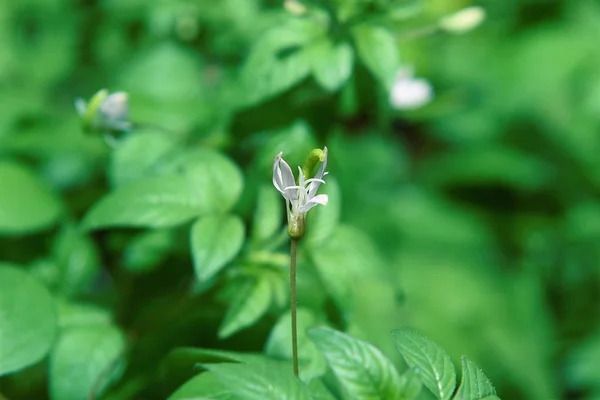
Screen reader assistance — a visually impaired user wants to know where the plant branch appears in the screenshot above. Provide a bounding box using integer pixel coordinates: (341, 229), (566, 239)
(290, 238), (299, 377)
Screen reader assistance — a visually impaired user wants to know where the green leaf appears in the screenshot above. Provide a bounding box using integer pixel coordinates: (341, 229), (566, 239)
(353, 24), (399, 89)
(304, 177), (341, 248)
(218, 277), (272, 338)
(168, 372), (234, 400)
(454, 356), (497, 400)
(398, 369), (422, 400)
(308, 327), (403, 400)
(0, 264), (57, 376)
(83, 176), (209, 229)
(310, 226), (388, 311)
(159, 149), (244, 213)
(0, 161), (62, 235)
(265, 308), (328, 382)
(205, 358), (311, 400)
(49, 324), (126, 400)
(191, 214), (245, 283)
(392, 329), (457, 400)
(84, 149), (243, 230)
(251, 183), (282, 246)
(53, 224), (100, 296)
(124, 229), (175, 273)
(308, 38), (354, 92)
(241, 18), (325, 106)
(109, 131), (180, 187)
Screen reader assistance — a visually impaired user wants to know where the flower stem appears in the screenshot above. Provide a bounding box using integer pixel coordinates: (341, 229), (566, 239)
(290, 238), (299, 377)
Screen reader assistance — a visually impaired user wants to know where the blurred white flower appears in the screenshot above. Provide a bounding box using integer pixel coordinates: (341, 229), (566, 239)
(389, 68), (433, 110)
(75, 89), (132, 132)
(273, 147), (328, 238)
(439, 6), (486, 34)
(284, 0), (307, 15)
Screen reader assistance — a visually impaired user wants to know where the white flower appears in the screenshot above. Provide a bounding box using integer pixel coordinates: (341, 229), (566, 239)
(273, 147), (329, 238)
(75, 89), (132, 132)
(389, 67), (433, 110)
(439, 6), (486, 35)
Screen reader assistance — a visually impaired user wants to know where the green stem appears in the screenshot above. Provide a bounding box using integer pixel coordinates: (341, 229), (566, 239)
(290, 238), (299, 377)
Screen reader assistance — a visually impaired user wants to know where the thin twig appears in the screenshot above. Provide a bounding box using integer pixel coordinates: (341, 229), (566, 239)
(290, 238), (299, 377)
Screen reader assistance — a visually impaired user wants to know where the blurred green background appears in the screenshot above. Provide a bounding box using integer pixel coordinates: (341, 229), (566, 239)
(1, 0), (600, 399)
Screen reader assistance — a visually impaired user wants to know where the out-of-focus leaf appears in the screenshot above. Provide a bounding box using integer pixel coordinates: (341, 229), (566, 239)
(418, 147), (552, 191)
(241, 18), (325, 106)
(168, 372), (234, 400)
(53, 224), (100, 296)
(305, 177), (341, 249)
(83, 176), (211, 229)
(252, 184), (283, 246)
(85, 149), (243, 229)
(352, 24), (399, 89)
(218, 277), (271, 338)
(205, 358), (311, 400)
(310, 225), (388, 312)
(308, 38), (354, 92)
(109, 131), (180, 187)
(55, 300), (112, 329)
(0, 161), (62, 235)
(158, 149), (244, 214)
(49, 324), (126, 400)
(454, 356), (497, 400)
(392, 329), (456, 400)
(397, 369), (422, 400)
(124, 229), (175, 273)
(191, 214), (245, 283)
(266, 308), (327, 382)
(308, 327), (403, 400)
(0, 264), (57, 376)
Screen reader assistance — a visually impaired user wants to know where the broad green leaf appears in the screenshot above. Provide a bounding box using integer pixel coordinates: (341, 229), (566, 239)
(205, 358), (311, 400)
(353, 24), (399, 89)
(308, 38), (354, 92)
(392, 329), (456, 400)
(191, 214), (245, 283)
(0, 265), (57, 376)
(241, 18), (325, 106)
(310, 226), (388, 311)
(168, 372), (234, 400)
(158, 149), (244, 213)
(83, 176), (209, 229)
(454, 356), (497, 400)
(55, 300), (112, 328)
(53, 224), (100, 297)
(0, 161), (61, 234)
(308, 327), (403, 400)
(398, 369), (422, 400)
(307, 379), (337, 400)
(124, 229), (175, 273)
(109, 131), (180, 187)
(305, 177), (341, 249)
(218, 277), (272, 338)
(266, 308), (328, 382)
(49, 324), (126, 400)
(84, 149), (243, 230)
(251, 184), (282, 246)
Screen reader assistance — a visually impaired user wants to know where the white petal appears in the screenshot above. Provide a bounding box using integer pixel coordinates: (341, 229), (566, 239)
(299, 194), (328, 212)
(272, 152), (297, 200)
(101, 92), (129, 121)
(389, 76), (433, 110)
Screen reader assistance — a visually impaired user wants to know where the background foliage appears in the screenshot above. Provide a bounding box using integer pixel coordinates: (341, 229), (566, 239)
(1, 0), (600, 399)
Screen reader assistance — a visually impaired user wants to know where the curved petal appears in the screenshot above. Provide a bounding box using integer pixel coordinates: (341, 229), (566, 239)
(74, 98), (87, 117)
(272, 152), (298, 200)
(299, 194), (328, 212)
